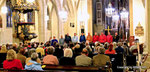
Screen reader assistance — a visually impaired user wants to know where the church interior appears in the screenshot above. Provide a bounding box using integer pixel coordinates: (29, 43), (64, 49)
(0, 0), (150, 72)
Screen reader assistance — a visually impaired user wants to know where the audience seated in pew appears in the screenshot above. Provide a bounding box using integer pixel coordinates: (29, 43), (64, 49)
(0, 37), (145, 72)
(16, 48), (26, 68)
(3, 49), (23, 70)
(105, 44), (116, 54)
(115, 42), (124, 54)
(25, 53), (43, 70)
(59, 48), (75, 65)
(43, 46), (59, 65)
(36, 45), (45, 57)
(26, 49), (41, 64)
(53, 43), (63, 59)
(93, 47), (111, 67)
(75, 48), (92, 66)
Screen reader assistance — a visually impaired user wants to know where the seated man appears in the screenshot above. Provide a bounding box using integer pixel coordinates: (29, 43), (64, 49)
(93, 48), (111, 67)
(75, 48), (92, 66)
(115, 42), (124, 54)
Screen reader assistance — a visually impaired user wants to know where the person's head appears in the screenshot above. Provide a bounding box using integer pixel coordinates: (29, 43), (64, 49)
(28, 43), (31, 46)
(19, 48), (25, 55)
(28, 49), (36, 57)
(6, 49), (17, 61)
(1, 44), (7, 52)
(19, 42), (23, 46)
(75, 44), (80, 49)
(81, 33), (84, 35)
(101, 32), (104, 35)
(108, 32), (111, 35)
(113, 42), (117, 49)
(64, 48), (73, 58)
(88, 33), (90, 36)
(108, 44), (113, 51)
(98, 48), (105, 54)
(53, 36), (56, 39)
(49, 37), (52, 40)
(95, 32), (97, 35)
(63, 43), (68, 48)
(61, 35), (63, 38)
(81, 48), (88, 56)
(115, 32), (118, 36)
(118, 42), (123, 46)
(104, 42), (109, 49)
(31, 53), (38, 61)
(67, 33), (69, 36)
(12, 43), (17, 48)
(47, 46), (55, 54)
(74, 33), (77, 36)
(55, 43), (60, 48)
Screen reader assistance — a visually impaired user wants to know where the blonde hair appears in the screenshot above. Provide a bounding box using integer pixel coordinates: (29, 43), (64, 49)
(6, 49), (17, 61)
(0, 44), (7, 53)
(64, 48), (73, 58)
(113, 42), (117, 49)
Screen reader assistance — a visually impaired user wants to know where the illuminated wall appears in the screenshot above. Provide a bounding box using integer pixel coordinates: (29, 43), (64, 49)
(133, 0), (146, 43)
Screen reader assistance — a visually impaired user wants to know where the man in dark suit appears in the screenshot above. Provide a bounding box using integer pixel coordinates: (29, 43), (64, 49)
(65, 33), (72, 44)
(113, 32), (119, 42)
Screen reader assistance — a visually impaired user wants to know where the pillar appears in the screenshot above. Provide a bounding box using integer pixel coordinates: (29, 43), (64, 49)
(129, 0), (133, 36)
(146, 0), (150, 53)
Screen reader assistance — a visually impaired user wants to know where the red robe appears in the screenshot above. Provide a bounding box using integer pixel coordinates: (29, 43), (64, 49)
(92, 35), (99, 43)
(107, 35), (113, 43)
(99, 35), (107, 43)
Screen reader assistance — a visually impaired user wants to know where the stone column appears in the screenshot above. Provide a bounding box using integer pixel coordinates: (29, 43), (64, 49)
(129, 0), (133, 36)
(38, 0), (46, 42)
(87, 0), (93, 35)
(146, 0), (150, 53)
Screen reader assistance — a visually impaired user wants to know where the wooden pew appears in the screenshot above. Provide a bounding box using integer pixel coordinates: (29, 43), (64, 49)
(42, 64), (109, 72)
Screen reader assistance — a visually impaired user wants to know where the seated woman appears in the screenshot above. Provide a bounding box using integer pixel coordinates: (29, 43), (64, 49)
(25, 53), (43, 70)
(43, 46), (59, 65)
(26, 49), (41, 64)
(59, 48), (75, 65)
(3, 49), (23, 70)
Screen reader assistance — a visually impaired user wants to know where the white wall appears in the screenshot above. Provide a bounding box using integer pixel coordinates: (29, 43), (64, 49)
(133, 0), (146, 43)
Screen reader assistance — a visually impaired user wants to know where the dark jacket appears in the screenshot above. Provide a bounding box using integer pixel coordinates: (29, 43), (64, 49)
(113, 35), (119, 42)
(59, 57), (75, 65)
(65, 35), (72, 43)
(115, 46), (124, 54)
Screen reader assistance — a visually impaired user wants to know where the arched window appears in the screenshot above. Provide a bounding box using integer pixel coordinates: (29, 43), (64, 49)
(6, 0), (13, 27)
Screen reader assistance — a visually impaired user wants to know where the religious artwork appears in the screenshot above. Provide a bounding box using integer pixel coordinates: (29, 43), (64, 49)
(135, 23), (144, 37)
(70, 23), (75, 27)
(6, 0), (13, 27)
(0, 16), (2, 28)
(96, 2), (102, 25)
